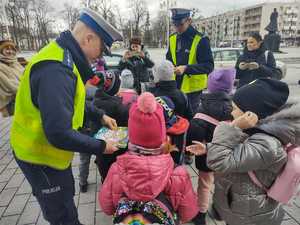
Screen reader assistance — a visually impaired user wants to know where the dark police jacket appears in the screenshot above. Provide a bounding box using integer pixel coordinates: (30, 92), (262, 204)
(166, 26), (214, 89)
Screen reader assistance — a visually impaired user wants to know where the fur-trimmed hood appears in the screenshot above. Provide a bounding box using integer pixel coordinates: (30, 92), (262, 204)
(257, 98), (300, 145)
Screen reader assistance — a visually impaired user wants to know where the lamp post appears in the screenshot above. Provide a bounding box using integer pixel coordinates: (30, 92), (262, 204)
(161, 0), (176, 47)
(231, 16), (235, 48)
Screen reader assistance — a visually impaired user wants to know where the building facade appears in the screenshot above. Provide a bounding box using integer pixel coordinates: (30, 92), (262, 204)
(195, 1), (300, 47)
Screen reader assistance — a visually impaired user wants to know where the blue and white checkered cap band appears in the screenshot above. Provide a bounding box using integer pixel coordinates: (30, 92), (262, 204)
(79, 8), (123, 48)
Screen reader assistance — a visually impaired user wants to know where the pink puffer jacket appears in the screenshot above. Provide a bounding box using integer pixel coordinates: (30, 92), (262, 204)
(98, 152), (199, 223)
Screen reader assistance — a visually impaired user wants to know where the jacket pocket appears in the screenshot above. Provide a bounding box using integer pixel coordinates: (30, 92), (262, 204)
(214, 179), (232, 210)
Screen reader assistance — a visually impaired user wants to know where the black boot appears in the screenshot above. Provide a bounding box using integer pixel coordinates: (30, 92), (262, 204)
(192, 212), (206, 225)
(184, 153), (194, 165)
(79, 183), (88, 193)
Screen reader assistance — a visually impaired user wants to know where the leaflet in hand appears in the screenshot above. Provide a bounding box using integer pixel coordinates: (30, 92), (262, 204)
(94, 127), (128, 148)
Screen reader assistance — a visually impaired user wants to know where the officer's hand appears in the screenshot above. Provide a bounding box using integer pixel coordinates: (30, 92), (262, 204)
(104, 141), (118, 154)
(101, 115), (118, 131)
(231, 111), (258, 130)
(174, 66), (187, 75)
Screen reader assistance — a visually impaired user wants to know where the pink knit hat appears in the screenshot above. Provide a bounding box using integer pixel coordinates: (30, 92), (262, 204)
(128, 92), (166, 149)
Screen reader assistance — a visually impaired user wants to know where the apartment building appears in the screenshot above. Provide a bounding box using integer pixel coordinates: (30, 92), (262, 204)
(195, 1), (300, 47)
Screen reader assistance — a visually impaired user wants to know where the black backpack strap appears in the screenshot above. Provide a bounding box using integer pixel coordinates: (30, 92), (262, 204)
(182, 93), (189, 110)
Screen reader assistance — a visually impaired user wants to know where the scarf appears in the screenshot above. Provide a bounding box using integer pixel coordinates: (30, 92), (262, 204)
(0, 54), (23, 108)
(0, 53), (18, 65)
(56, 30), (94, 83)
(242, 43), (266, 61)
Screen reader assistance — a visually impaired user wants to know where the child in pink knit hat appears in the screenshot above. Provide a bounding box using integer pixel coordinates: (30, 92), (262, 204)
(99, 92), (203, 225)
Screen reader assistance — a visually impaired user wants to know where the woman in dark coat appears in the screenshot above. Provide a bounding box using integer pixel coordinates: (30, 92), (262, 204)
(119, 37), (154, 94)
(236, 32), (279, 88)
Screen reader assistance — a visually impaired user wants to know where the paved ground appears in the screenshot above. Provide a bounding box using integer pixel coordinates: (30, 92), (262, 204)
(1, 116), (300, 225)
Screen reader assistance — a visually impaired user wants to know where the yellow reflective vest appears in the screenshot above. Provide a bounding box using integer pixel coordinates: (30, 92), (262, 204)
(10, 41), (86, 170)
(169, 34), (208, 94)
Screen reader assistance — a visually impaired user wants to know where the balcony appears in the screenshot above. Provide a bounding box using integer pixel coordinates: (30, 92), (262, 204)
(285, 18), (298, 22)
(283, 26), (297, 30)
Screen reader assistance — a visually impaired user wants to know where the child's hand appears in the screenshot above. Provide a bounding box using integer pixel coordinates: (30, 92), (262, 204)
(162, 142), (179, 154)
(104, 141), (119, 154)
(139, 51), (145, 58)
(186, 141), (207, 156)
(231, 111), (258, 130)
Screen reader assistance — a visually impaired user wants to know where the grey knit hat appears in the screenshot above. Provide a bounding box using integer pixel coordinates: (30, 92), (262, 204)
(120, 69), (134, 89)
(153, 60), (174, 83)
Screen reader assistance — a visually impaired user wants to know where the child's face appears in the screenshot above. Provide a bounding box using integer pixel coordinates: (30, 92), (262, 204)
(231, 102), (244, 119)
(131, 44), (141, 52)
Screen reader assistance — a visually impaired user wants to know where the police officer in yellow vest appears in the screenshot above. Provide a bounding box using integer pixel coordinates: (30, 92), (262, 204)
(166, 8), (214, 114)
(10, 8), (122, 225)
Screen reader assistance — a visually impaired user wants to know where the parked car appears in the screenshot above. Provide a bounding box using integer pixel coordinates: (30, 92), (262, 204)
(212, 48), (287, 79)
(17, 51), (124, 71)
(103, 53), (123, 70)
(105, 53), (154, 79)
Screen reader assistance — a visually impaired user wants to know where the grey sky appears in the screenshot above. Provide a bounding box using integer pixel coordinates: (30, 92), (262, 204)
(51, 0), (294, 30)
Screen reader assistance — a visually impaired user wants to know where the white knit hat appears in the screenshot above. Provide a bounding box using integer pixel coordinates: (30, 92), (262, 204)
(120, 69), (134, 89)
(153, 60), (174, 83)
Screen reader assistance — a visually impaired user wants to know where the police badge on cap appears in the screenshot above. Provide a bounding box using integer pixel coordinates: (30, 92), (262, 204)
(170, 8), (192, 26)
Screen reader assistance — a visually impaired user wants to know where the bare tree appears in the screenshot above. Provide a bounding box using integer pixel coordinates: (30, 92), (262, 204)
(31, 0), (54, 49)
(5, 0), (20, 46)
(84, 0), (117, 28)
(3, 0), (55, 50)
(91, 0), (112, 20)
(143, 11), (152, 46)
(129, 0), (148, 36)
(152, 8), (168, 47)
(115, 5), (124, 29)
(62, 3), (80, 30)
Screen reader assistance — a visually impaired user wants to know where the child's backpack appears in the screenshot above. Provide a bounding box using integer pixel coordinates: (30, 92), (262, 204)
(194, 112), (300, 204)
(155, 96), (190, 165)
(248, 144), (300, 204)
(113, 193), (179, 225)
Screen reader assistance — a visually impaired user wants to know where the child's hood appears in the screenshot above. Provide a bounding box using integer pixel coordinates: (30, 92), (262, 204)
(257, 98), (300, 146)
(115, 153), (174, 201)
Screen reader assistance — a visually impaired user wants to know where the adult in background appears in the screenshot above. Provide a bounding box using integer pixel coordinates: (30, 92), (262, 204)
(236, 32), (279, 88)
(119, 37), (154, 94)
(0, 40), (24, 117)
(10, 8), (123, 225)
(166, 8), (214, 114)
